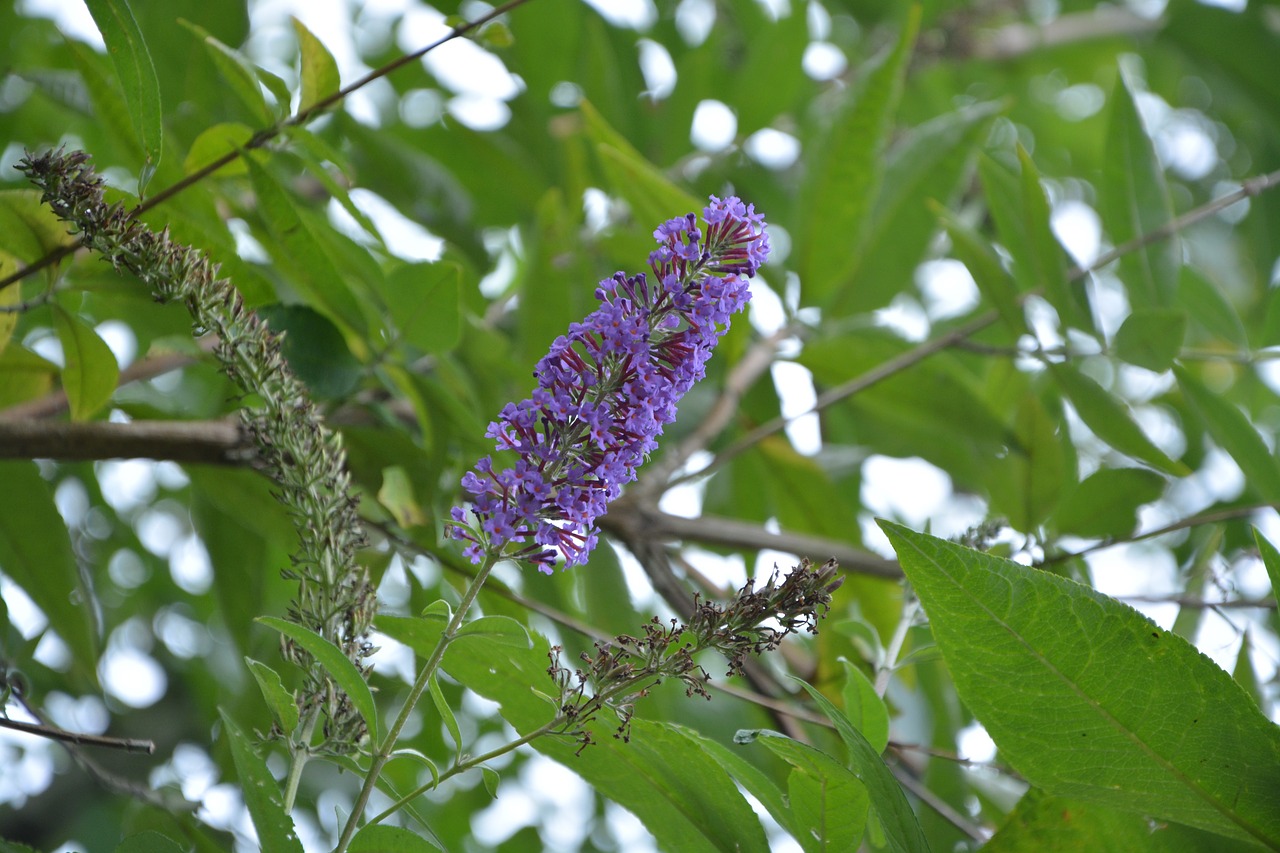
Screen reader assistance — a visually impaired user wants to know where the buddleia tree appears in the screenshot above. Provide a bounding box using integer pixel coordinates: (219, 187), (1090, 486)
(0, 1), (1278, 851)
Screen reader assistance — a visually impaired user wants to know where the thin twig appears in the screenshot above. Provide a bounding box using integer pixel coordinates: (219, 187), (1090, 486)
(1116, 594), (1276, 609)
(1038, 505), (1269, 565)
(0, 713), (154, 753)
(0, 0), (533, 295)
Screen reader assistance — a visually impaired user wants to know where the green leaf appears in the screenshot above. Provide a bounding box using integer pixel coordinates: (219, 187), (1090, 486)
(1098, 69), (1178, 309)
(83, 0), (163, 191)
(377, 466), (425, 528)
(376, 262), (463, 355)
(256, 616), (378, 744)
(984, 788), (1238, 853)
(244, 156), (370, 337)
(217, 710), (304, 853)
(52, 304), (120, 421)
(984, 391), (1069, 532)
(0, 253), (18, 355)
(939, 204), (1026, 334)
(879, 521), (1280, 847)
(427, 674), (462, 762)
(681, 730), (803, 842)
(375, 613), (446, 662)
(455, 615), (532, 649)
(480, 765), (500, 798)
(797, 7), (920, 307)
(255, 303), (362, 399)
(1051, 468), (1167, 539)
(292, 17), (340, 115)
(791, 680), (931, 853)
(840, 661), (890, 754)
(1178, 266), (1247, 348)
(183, 122), (254, 177)
(1113, 308), (1187, 372)
(1048, 362), (1186, 475)
(840, 100), (1003, 315)
(0, 189), (79, 270)
(1253, 528), (1280, 603)
(736, 729), (870, 853)
(349, 824), (442, 852)
(178, 19), (272, 124)
(1173, 364), (1280, 504)
(245, 657), (299, 736)
(0, 463), (98, 677)
(1233, 630), (1264, 709)
(0, 347), (57, 409)
(578, 100), (703, 232)
(113, 831), (185, 853)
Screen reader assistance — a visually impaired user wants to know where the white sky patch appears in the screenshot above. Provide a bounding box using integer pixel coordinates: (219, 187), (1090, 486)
(583, 0), (658, 30)
(0, 575), (47, 638)
(19, 0), (103, 48)
(860, 455), (953, 529)
(96, 321), (137, 369)
(675, 0), (716, 45)
(638, 38), (676, 100)
(956, 721), (997, 763)
(347, 188), (444, 262)
(1087, 543), (1180, 628)
(97, 459), (159, 515)
(447, 92), (511, 130)
(1050, 199), (1102, 268)
(772, 361), (821, 455)
(1056, 83), (1106, 122)
(916, 259), (979, 321)
(100, 645), (167, 708)
(802, 42), (847, 81)
(744, 128), (800, 170)
(691, 99), (737, 151)
(170, 534), (213, 595)
(874, 294), (929, 342)
(398, 9), (520, 99)
(399, 87), (444, 126)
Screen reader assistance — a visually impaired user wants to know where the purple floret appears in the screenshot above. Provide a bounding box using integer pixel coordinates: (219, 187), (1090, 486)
(448, 195), (770, 572)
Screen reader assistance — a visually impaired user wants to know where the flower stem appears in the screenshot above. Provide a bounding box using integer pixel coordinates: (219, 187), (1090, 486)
(282, 707), (320, 814)
(333, 553), (498, 853)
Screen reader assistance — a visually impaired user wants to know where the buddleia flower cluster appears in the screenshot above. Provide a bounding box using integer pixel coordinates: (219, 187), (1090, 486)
(449, 196), (770, 571)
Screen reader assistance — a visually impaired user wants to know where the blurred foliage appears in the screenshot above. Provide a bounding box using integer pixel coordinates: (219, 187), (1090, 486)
(0, 0), (1279, 850)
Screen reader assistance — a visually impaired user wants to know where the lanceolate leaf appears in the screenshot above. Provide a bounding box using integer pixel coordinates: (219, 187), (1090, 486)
(1099, 69), (1178, 310)
(797, 7), (920, 308)
(257, 616), (378, 743)
(292, 17), (340, 115)
(793, 680), (930, 853)
(217, 710), (304, 853)
(1173, 364), (1280, 504)
(52, 304), (119, 421)
(83, 0), (163, 191)
(736, 729), (870, 853)
(0, 462), (98, 678)
(1254, 528), (1280, 603)
(879, 521), (1280, 848)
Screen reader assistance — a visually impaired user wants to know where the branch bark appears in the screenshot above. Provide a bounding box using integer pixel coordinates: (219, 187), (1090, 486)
(0, 418), (251, 465)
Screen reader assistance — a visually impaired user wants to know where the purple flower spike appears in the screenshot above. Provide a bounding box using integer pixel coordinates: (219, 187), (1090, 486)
(449, 195), (769, 572)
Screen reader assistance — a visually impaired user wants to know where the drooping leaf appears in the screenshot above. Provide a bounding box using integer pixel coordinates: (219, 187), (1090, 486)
(1051, 467), (1167, 540)
(0, 253), (18, 355)
(84, 0), (163, 191)
(257, 616), (378, 743)
(984, 391), (1070, 532)
(1112, 308), (1187, 372)
(840, 660), (890, 754)
(879, 521), (1280, 847)
(376, 262), (463, 355)
(255, 303), (362, 399)
(1178, 266), (1247, 348)
(1048, 362), (1186, 476)
(183, 122), (254, 177)
(793, 679), (931, 853)
(0, 189), (79, 271)
(736, 729), (870, 853)
(113, 831), (185, 853)
(0, 462), (98, 677)
(1173, 364), (1280, 504)
(682, 729), (803, 843)
(349, 824), (442, 852)
(797, 7), (921, 308)
(427, 674), (462, 762)
(292, 17), (340, 115)
(52, 304), (119, 421)
(1098, 69), (1178, 309)
(939, 204), (1026, 334)
(0, 347), (58, 410)
(245, 657), (300, 736)
(217, 710), (304, 853)
(178, 19), (272, 124)
(454, 615), (532, 649)
(1254, 528), (1280, 604)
